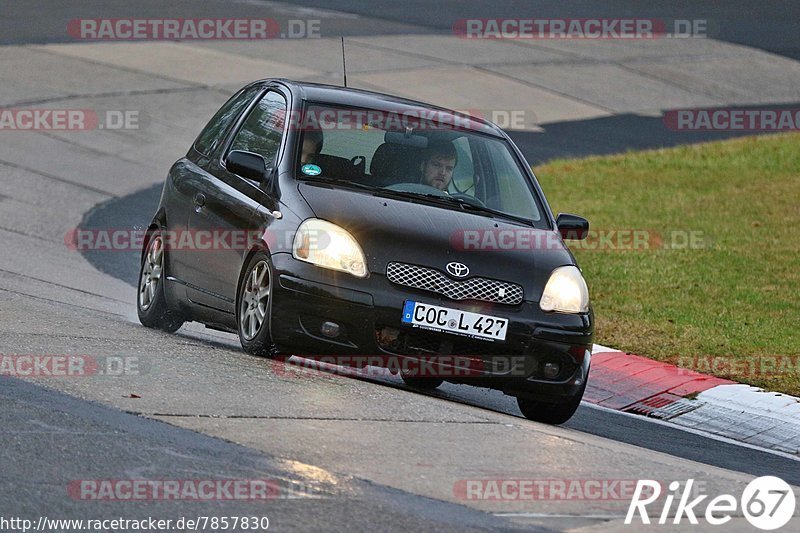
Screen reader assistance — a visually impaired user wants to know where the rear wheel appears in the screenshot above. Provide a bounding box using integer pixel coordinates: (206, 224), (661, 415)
(517, 380), (587, 425)
(237, 253), (277, 357)
(137, 231), (183, 332)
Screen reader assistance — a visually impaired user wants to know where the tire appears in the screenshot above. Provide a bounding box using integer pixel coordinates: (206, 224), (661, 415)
(401, 374), (444, 391)
(517, 380), (587, 425)
(137, 230), (183, 333)
(237, 252), (277, 357)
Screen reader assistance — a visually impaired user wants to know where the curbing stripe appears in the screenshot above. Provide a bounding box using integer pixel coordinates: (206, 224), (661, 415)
(587, 349), (732, 410)
(589, 346), (800, 455)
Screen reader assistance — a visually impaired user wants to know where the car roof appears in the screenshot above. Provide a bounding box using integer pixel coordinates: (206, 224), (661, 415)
(259, 78), (506, 138)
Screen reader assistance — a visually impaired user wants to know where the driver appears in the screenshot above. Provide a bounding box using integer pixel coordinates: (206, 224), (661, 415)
(419, 141), (457, 191)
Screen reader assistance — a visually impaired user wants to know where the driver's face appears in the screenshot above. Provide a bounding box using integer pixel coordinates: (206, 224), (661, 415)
(421, 155), (456, 191)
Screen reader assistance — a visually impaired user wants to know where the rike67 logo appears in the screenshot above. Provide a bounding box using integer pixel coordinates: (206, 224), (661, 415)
(626, 476), (796, 530)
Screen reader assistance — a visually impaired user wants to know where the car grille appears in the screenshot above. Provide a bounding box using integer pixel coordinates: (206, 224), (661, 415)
(385, 262), (523, 305)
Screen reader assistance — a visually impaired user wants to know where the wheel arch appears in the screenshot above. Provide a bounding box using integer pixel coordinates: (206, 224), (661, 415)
(236, 242), (274, 302)
(140, 208), (168, 264)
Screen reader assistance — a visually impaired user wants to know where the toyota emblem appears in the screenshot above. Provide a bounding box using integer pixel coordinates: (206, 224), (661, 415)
(446, 262), (469, 278)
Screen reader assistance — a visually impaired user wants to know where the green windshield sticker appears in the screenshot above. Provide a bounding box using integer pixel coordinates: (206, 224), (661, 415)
(301, 164), (321, 176)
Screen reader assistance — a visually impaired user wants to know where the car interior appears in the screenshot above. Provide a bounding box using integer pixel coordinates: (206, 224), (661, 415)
(296, 114), (542, 223)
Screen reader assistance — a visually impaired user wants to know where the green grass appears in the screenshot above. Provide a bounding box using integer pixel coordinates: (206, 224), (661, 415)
(534, 133), (800, 395)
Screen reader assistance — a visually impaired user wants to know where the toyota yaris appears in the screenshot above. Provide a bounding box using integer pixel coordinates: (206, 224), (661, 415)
(137, 79), (594, 424)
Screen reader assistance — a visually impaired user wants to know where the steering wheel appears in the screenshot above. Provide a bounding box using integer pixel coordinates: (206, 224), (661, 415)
(450, 192), (486, 207)
(386, 182), (446, 195)
(386, 183), (487, 207)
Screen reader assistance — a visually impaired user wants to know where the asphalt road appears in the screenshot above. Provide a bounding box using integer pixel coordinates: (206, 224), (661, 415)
(74, 183), (800, 489)
(1, 377), (524, 532)
(3, 0), (800, 60)
(287, 0), (800, 60)
(2, 1), (799, 531)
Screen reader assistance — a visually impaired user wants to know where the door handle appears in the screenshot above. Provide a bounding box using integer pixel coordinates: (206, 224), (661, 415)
(193, 193), (206, 207)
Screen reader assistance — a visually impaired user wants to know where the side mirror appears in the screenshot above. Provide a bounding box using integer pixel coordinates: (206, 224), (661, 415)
(556, 213), (589, 240)
(227, 150), (266, 181)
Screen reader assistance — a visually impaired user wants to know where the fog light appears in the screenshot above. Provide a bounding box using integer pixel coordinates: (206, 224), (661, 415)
(320, 321), (340, 338)
(543, 362), (560, 379)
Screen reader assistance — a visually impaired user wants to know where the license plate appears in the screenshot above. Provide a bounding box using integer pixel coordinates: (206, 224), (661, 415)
(401, 301), (508, 341)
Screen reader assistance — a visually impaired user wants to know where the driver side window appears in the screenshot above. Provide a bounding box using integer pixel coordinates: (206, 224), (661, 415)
(448, 136), (475, 194)
(229, 91), (287, 166)
(194, 85), (261, 156)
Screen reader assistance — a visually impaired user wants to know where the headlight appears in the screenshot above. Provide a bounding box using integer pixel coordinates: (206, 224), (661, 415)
(540, 266), (589, 313)
(292, 219), (368, 278)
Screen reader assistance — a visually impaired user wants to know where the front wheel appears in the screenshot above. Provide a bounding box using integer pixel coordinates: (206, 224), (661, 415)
(237, 252), (277, 357)
(517, 380), (586, 425)
(137, 230), (183, 332)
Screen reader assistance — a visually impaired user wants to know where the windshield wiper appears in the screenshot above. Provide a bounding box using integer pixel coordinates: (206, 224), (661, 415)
(371, 189), (532, 225)
(301, 175), (381, 193)
(302, 178), (534, 226)
(415, 193), (534, 226)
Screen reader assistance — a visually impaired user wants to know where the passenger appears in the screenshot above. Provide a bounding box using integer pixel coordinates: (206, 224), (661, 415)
(301, 130), (324, 166)
(419, 141), (457, 191)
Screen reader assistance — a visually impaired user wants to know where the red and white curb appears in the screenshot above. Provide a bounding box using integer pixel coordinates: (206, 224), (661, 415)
(589, 344), (800, 456)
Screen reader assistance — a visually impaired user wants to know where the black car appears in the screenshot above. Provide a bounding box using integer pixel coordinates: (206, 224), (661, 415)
(137, 79), (593, 424)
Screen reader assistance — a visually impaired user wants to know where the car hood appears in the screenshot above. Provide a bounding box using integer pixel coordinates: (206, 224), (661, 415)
(298, 182), (575, 302)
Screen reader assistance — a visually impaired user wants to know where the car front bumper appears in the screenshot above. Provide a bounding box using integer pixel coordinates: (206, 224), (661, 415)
(269, 253), (594, 401)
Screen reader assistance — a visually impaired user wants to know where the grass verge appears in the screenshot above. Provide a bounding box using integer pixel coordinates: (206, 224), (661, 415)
(535, 133), (800, 396)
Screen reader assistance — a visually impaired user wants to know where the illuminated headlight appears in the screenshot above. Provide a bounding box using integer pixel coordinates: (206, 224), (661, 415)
(292, 219), (367, 278)
(540, 266), (589, 313)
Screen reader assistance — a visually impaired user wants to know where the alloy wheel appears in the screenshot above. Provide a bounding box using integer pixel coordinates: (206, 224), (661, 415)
(239, 260), (271, 340)
(138, 235), (163, 311)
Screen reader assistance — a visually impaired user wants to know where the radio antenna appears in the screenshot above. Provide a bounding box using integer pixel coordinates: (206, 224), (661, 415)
(341, 37), (348, 87)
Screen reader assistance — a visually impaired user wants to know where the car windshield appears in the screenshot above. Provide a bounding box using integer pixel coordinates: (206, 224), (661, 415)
(295, 103), (545, 225)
